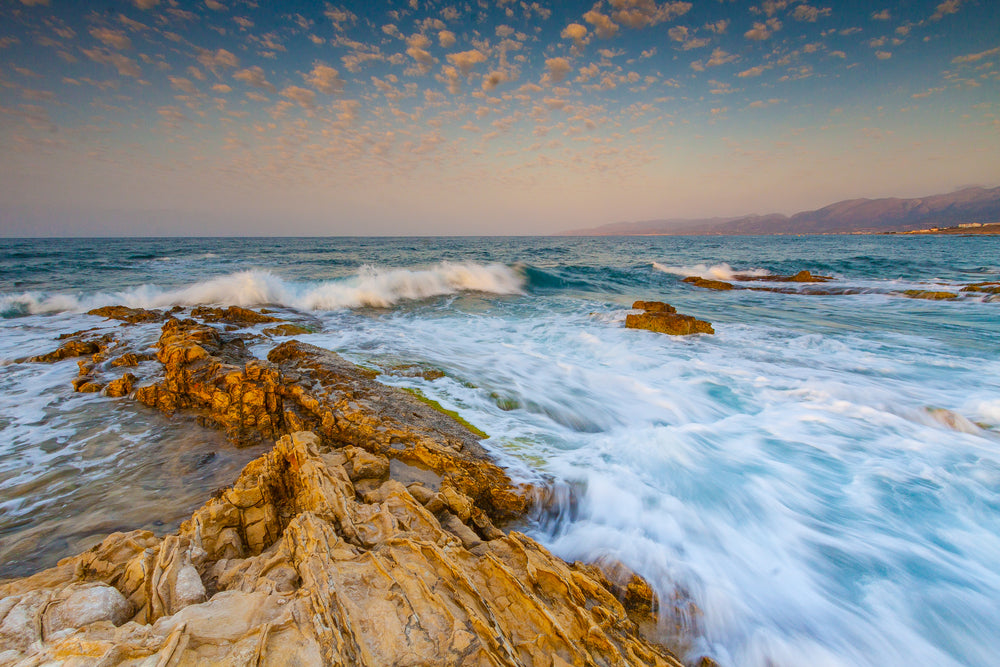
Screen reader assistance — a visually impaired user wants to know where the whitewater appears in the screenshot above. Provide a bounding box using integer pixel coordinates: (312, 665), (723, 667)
(1, 235), (998, 667)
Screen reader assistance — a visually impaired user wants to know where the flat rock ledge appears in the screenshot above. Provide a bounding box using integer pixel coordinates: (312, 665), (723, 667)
(626, 301), (714, 336)
(3, 308), (687, 667)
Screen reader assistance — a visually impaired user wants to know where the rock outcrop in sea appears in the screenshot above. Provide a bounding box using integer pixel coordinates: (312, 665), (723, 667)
(626, 301), (714, 335)
(1, 307), (687, 667)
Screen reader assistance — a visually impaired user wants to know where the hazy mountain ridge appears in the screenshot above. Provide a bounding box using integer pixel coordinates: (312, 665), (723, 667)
(561, 186), (1000, 235)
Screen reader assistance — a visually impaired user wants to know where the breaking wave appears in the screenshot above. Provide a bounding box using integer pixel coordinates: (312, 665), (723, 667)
(652, 262), (771, 280)
(0, 262), (524, 316)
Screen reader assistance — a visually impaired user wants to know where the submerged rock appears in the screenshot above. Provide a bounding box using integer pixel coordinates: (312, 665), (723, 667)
(626, 301), (714, 335)
(0, 430), (684, 666)
(902, 290), (959, 300)
(960, 281), (1000, 294)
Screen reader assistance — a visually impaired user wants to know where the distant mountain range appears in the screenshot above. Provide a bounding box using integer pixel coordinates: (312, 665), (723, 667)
(559, 186), (1000, 236)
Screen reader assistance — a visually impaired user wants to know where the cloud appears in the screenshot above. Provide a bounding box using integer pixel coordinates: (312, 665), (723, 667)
(233, 66), (275, 92)
(281, 85), (316, 109)
(745, 22), (773, 41)
(792, 5), (831, 22)
(446, 49), (487, 75)
(82, 48), (141, 77)
(608, 0), (692, 29)
(132, 0), (158, 8)
(691, 48), (739, 71)
(438, 30), (456, 48)
(705, 19), (729, 33)
(19, 0), (49, 5)
(325, 7), (357, 30)
(482, 70), (510, 91)
(197, 48), (239, 71)
(583, 10), (619, 39)
(545, 57), (572, 83)
(561, 23), (588, 46)
(668, 25), (688, 42)
(205, 0), (226, 10)
(738, 65), (767, 77)
(871, 9), (891, 20)
(306, 63), (343, 93)
(930, 0), (962, 21)
(407, 34), (435, 73)
(951, 46), (1000, 64)
(89, 28), (132, 50)
(168, 76), (198, 94)
(211, 83), (232, 93)
(875, 51), (892, 59)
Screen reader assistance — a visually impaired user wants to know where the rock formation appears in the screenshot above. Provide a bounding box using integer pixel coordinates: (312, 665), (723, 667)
(626, 301), (714, 336)
(681, 277), (734, 291)
(4, 307), (689, 666)
(901, 290), (958, 300)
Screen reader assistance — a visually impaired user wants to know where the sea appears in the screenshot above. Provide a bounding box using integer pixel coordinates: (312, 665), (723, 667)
(1, 235), (998, 667)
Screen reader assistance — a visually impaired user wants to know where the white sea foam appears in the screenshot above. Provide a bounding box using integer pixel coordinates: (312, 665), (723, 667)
(652, 262), (771, 280)
(0, 262), (524, 315)
(300, 299), (1000, 667)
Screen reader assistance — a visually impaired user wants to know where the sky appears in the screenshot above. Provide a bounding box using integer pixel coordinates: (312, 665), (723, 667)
(0, 0), (998, 236)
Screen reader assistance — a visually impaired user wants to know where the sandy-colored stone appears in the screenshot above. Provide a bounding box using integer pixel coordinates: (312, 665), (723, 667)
(682, 276), (734, 290)
(88, 306), (167, 324)
(902, 290), (959, 300)
(4, 317), (691, 666)
(0, 432), (684, 666)
(632, 300), (677, 313)
(961, 281), (1000, 294)
(627, 302), (714, 336)
(104, 372), (137, 397)
(191, 306), (282, 326)
(28, 337), (106, 363)
(263, 323), (314, 336)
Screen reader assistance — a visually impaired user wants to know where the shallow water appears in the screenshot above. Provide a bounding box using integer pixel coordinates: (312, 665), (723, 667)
(1, 235), (998, 666)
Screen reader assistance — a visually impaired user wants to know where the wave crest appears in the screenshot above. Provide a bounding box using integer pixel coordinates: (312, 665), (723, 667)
(0, 262), (524, 316)
(652, 261), (771, 280)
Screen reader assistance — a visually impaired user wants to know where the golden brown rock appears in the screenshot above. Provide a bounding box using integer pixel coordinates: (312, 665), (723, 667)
(191, 306), (282, 326)
(28, 337), (107, 363)
(110, 352), (155, 367)
(88, 306), (167, 324)
(682, 276), (735, 290)
(262, 323), (314, 336)
(627, 302), (713, 336)
(960, 281), (1000, 294)
(626, 312), (715, 335)
(902, 290), (959, 300)
(5, 317), (691, 665)
(104, 372), (137, 398)
(632, 300), (677, 313)
(0, 432), (684, 667)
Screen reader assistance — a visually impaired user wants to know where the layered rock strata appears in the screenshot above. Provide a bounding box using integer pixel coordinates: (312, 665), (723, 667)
(5, 307), (686, 666)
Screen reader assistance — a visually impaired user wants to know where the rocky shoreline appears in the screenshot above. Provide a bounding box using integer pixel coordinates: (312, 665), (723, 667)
(0, 307), (690, 666)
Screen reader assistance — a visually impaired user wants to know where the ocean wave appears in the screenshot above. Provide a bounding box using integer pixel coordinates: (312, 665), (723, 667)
(652, 262), (771, 280)
(0, 262), (524, 316)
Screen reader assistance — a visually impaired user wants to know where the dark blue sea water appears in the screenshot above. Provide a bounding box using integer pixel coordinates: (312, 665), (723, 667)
(1, 236), (999, 667)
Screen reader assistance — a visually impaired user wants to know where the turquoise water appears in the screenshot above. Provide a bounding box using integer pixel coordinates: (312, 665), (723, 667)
(1, 236), (999, 666)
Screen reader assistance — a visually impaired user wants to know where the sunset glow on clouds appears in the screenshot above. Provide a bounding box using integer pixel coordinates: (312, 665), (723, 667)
(1, 0), (998, 235)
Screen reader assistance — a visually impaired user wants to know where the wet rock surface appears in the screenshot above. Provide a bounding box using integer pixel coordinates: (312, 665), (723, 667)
(902, 290), (959, 300)
(626, 301), (714, 336)
(7, 309), (686, 666)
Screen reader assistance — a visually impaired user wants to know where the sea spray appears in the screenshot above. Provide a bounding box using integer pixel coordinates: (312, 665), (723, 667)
(0, 262), (525, 316)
